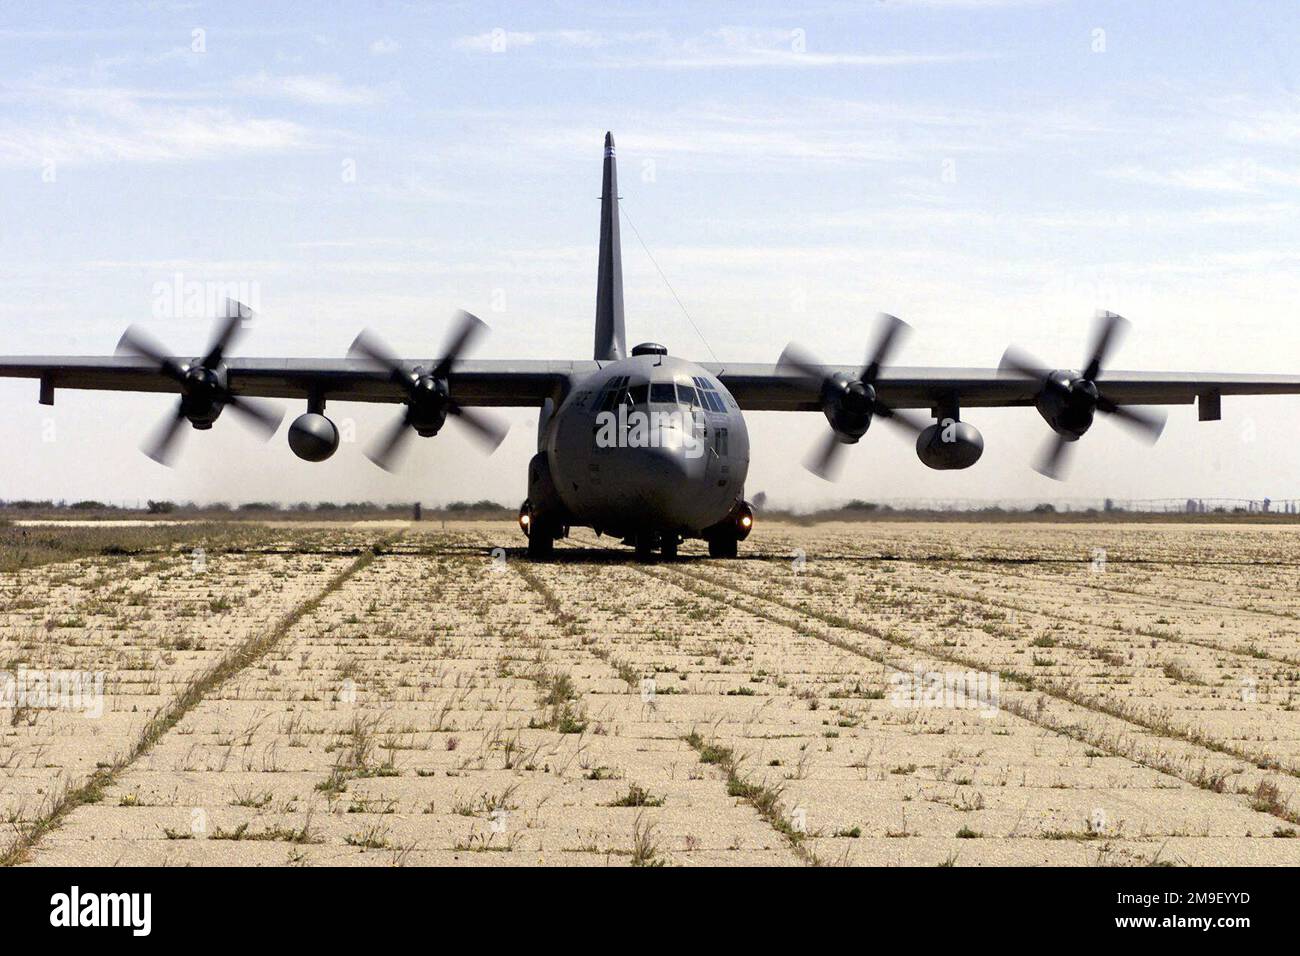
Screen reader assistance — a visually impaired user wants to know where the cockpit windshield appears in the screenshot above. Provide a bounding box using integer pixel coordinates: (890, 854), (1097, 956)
(649, 382), (676, 404)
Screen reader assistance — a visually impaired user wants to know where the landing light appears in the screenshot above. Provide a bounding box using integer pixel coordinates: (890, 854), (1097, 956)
(740, 515), (753, 528)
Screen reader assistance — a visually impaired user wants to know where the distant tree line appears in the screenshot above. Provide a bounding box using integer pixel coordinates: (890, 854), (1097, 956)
(0, 499), (513, 515)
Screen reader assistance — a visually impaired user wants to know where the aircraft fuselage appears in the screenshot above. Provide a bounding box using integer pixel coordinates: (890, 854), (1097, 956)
(525, 349), (751, 547)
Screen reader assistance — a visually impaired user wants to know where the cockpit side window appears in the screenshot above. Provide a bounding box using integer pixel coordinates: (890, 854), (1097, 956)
(596, 375), (630, 411)
(691, 376), (726, 413)
(676, 384), (700, 408)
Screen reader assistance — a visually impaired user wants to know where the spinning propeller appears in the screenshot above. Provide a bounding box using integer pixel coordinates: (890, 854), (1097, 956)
(348, 310), (509, 471)
(999, 310), (1167, 480)
(115, 300), (284, 465)
(779, 312), (928, 481)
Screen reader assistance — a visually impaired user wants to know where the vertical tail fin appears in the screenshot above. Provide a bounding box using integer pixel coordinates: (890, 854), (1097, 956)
(593, 131), (626, 361)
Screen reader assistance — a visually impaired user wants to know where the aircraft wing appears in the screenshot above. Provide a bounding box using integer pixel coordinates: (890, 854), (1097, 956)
(5, 355), (1300, 416)
(0, 357), (600, 407)
(707, 363), (1300, 417)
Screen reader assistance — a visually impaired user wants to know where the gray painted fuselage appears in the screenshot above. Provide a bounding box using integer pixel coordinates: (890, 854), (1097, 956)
(544, 353), (750, 537)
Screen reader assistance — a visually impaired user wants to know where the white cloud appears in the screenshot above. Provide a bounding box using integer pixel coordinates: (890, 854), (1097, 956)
(1224, 106), (1300, 146)
(877, 0), (1061, 7)
(453, 29), (611, 52)
(1104, 161), (1300, 194)
(232, 72), (390, 106)
(0, 86), (314, 167)
(369, 37), (399, 56)
(491, 96), (1102, 173)
(453, 26), (985, 69)
(638, 27), (990, 69)
(454, 30), (535, 52)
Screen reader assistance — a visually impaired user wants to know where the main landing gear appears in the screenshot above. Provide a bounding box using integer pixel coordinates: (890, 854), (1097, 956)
(520, 502), (563, 560)
(703, 500), (754, 560)
(527, 527), (555, 560)
(520, 498), (755, 563)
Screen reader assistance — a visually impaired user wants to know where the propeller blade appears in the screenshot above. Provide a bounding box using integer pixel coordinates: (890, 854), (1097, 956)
(1034, 433), (1074, 480)
(432, 310), (488, 380)
(447, 402), (509, 453)
(142, 402), (188, 466)
(776, 343), (827, 391)
(201, 301), (253, 368)
(861, 312), (910, 383)
(1083, 311), (1128, 381)
(1097, 397), (1166, 443)
(224, 394), (284, 439)
(365, 413), (413, 472)
(998, 345), (1050, 381)
(875, 402), (927, 435)
(348, 329), (408, 380)
(116, 326), (188, 383)
(804, 431), (848, 482)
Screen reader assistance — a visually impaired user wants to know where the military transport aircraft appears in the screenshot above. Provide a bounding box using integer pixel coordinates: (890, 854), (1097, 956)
(4, 132), (1300, 560)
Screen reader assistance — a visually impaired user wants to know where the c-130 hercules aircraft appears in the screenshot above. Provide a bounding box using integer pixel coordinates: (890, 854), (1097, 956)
(5, 132), (1300, 561)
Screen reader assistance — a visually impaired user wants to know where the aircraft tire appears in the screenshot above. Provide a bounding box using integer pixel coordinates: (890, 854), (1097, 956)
(527, 525), (555, 560)
(708, 536), (738, 559)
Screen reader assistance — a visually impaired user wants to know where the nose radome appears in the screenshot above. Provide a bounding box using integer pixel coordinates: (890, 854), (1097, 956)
(630, 440), (701, 482)
(619, 440), (711, 522)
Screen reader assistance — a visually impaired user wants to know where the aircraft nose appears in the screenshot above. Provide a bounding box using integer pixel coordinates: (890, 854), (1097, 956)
(631, 439), (703, 483)
(620, 437), (711, 523)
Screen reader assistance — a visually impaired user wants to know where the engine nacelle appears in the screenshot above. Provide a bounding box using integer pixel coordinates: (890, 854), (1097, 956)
(916, 419), (984, 470)
(178, 365), (227, 429)
(288, 413), (339, 462)
(820, 374), (873, 441)
(1035, 370), (1097, 438)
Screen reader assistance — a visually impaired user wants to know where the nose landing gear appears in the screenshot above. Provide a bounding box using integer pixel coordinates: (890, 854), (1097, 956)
(707, 536), (738, 559)
(632, 531), (679, 562)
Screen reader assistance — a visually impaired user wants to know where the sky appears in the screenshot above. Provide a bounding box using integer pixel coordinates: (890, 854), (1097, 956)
(2, 0), (1300, 509)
